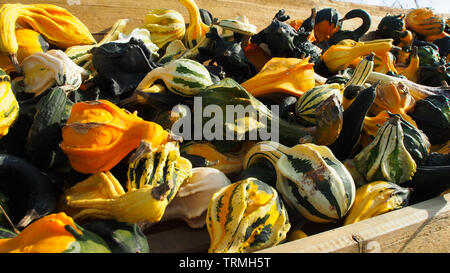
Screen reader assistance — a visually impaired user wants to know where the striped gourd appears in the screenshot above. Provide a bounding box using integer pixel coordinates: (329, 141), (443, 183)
(127, 141), (191, 204)
(143, 8), (186, 49)
(352, 114), (417, 185)
(179, 0), (210, 49)
(136, 58), (213, 97)
(344, 181), (411, 225)
(0, 68), (19, 138)
(63, 141), (192, 223)
(344, 52), (374, 88)
(199, 78), (342, 146)
(397, 113), (430, 166)
(294, 83), (343, 127)
(405, 8), (446, 41)
(206, 177), (290, 253)
(243, 141), (356, 223)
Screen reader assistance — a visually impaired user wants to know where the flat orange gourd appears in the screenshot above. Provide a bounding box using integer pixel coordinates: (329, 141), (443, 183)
(61, 100), (170, 174)
(0, 213), (110, 253)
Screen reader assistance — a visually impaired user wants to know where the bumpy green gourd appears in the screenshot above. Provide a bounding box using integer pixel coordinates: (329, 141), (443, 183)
(198, 78), (343, 147)
(81, 220), (150, 253)
(352, 114), (417, 185)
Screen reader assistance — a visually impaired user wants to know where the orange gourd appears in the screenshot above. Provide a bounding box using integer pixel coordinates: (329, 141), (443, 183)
(405, 8), (448, 42)
(373, 51), (398, 74)
(396, 46), (420, 83)
(60, 100), (171, 174)
(369, 82), (417, 127)
(0, 213), (110, 253)
(0, 28), (49, 73)
(243, 43), (271, 72)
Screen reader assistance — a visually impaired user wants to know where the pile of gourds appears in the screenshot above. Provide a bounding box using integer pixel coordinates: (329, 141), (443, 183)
(0, 0), (449, 253)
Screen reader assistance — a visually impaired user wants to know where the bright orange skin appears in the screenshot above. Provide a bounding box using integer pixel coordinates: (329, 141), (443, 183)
(0, 213), (80, 253)
(61, 100), (169, 174)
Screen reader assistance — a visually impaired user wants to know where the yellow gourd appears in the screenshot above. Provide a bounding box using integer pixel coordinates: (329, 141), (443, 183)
(241, 57), (315, 98)
(63, 141), (192, 223)
(0, 28), (49, 73)
(178, 0), (209, 49)
(373, 51), (398, 74)
(322, 39), (393, 73)
(143, 8), (186, 48)
(344, 181), (411, 225)
(0, 69), (19, 138)
(396, 47), (420, 83)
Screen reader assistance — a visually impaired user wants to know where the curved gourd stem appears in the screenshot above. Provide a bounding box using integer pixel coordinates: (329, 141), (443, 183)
(301, 8), (317, 33)
(341, 9), (372, 40)
(8, 53), (22, 75)
(179, 0), (209, 48)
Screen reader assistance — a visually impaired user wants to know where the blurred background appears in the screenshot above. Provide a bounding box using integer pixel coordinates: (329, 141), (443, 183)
(337, 0), (449, 14)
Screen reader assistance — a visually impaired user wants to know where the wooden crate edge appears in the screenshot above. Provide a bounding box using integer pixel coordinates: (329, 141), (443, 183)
(257, 193), (450, 253)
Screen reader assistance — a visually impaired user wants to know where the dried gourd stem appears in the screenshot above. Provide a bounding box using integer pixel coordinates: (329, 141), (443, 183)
(9, 53), (22, 75)
(128, 140), (155, 164)
(152, 179), (173, 201)
(0, 203), (20, 235)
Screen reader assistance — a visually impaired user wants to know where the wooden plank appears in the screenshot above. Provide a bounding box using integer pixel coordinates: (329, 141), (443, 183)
(144, 193), (450, 253)
(258, 193), (450, 253)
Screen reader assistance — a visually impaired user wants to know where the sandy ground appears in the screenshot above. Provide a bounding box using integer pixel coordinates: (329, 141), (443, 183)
(3, 0), (415, 35)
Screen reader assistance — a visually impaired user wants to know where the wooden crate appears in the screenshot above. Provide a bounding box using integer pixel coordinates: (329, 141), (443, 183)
(145, 193), (450, 253)
(5, 0), (449, 253)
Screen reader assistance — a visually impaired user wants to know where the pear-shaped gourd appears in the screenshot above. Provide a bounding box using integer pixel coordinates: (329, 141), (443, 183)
(0, 69), (19, 138)
(206, 177), (290, 253)
(179, 0), (210, 49)
(344, 181), (411, 225)
(352, 114), (417, 185)
(322, 39), (393, 73)
(243, 141), (356, 223)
